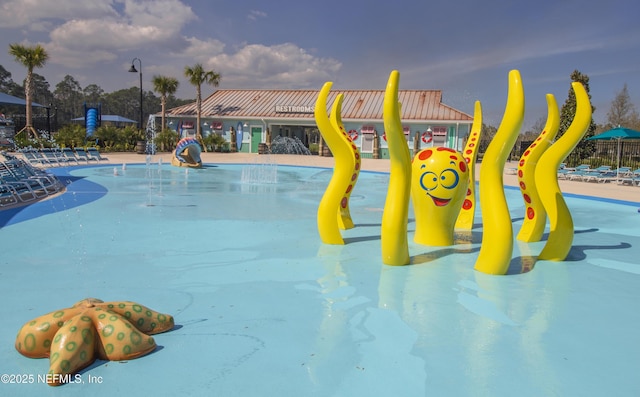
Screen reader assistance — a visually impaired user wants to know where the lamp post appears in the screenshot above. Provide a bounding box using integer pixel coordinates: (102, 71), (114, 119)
(128, 58), (143, 131)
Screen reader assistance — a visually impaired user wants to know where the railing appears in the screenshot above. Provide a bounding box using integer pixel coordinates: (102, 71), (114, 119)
(509, 140), (640, 170)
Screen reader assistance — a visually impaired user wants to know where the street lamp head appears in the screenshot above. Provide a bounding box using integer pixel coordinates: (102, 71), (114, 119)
(128, 64), (138, 73)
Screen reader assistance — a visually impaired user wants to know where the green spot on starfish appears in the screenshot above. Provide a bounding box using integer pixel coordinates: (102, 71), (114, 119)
(102, 325), (114, 338)
(65, 341), (77, 352)
(24, 333), (36, 351)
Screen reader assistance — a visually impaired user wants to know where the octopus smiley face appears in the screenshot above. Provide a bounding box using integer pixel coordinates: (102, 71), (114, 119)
(414, 148), (468, 207)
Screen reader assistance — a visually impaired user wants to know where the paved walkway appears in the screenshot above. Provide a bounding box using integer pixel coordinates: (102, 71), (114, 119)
(101, 152), (640, 204)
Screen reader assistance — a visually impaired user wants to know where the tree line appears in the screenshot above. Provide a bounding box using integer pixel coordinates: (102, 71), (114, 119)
(1, 43), (221, 145)
(2, 44), (638, 163)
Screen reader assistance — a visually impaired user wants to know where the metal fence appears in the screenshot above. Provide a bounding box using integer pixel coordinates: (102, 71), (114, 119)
(11, 114), (58, 134)
(511, 140), (640, 171)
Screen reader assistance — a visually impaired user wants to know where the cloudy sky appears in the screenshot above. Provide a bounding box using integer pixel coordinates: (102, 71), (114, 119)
(0, 0), (638, 129)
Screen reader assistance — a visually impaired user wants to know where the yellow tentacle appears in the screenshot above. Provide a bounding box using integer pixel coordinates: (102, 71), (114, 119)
(381, 70), (411, 266)
(474, 70), (525, 275)
(314, 83), (347, 244)
(329, 94), (361, 230)
(455, 100), (483, 230)
(536, 82), (592, 261)
(516, 94), (560, 242)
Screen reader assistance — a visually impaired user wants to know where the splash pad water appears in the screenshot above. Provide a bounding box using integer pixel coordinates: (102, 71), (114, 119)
(0, 158), (638, 395)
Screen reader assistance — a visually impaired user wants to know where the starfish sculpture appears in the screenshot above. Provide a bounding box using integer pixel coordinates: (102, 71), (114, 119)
(15, 298), (174, 386)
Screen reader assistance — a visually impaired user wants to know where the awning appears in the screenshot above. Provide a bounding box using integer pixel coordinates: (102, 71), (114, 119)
(0, 92), (46, 107)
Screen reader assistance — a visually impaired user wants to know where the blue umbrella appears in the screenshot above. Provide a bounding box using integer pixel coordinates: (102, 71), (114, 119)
(586, 126), (640, 178)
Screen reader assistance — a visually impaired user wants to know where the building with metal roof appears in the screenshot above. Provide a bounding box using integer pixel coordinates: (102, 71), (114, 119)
(156, 89), (473, 158)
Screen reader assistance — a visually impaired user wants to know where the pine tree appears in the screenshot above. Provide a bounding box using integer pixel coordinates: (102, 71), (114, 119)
(557, 70), (597, 162)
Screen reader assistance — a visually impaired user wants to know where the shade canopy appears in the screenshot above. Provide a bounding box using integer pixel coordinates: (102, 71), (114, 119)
(586, 126), (640, 141)
(586, 126), (640, 177)
(0, 92), (46, 107)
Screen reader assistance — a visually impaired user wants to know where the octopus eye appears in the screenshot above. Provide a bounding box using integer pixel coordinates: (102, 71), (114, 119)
(419, 171), (439, 191)
(439, 169), (460, 189)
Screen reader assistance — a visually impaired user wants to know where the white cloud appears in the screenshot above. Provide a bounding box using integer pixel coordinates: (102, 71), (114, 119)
(247, 10), (267, 21)
(0, 0), (117, 28)
(204, 43), (342, 88)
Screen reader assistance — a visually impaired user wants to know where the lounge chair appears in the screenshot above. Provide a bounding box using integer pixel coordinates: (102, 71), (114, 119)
(21, 149), (52, 167)
(75, 148), (98, 163)
(40, 148), (67, 166)
(618, 168), (640, 186)
(0, 163), (42, 201)
(0, 183), (19, 207)
(580, 165), (613, 182)
(5, 160), (62, 194)
(87, 147), (109, 162)
(60, 147), (80, 165)
(559, 164), (590, 180)
(566, 164), (592, 181)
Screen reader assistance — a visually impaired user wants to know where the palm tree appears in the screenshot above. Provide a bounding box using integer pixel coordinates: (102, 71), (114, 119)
(184, 63), (220, 149)
(8, 43), (49, 138)
(151, 75), (179, 133)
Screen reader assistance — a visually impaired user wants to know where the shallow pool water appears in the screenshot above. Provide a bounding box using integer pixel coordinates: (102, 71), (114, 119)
(1, 162), (639, 396)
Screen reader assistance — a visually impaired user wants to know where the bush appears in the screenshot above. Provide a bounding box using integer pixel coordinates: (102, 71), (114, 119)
(156, 129), (179, 152)
(202, 133), (227, 152)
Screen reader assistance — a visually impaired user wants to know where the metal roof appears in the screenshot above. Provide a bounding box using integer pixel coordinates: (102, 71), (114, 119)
(165, 89), (473, 123)
(0, 92), (46, 107)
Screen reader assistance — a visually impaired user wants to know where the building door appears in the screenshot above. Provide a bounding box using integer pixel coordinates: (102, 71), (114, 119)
(250, 126), (262, 153)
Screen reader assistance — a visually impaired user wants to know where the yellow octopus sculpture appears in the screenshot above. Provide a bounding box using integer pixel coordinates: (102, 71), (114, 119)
(316, 69), (592, 274)
(535, 82), (592, 261)
(411, 147), (469, 246)
(455, 100), (483, 231)
(516, 94), (560, 242)
(15, 298), (174, 386)
(473, 70), (525, 275)
(315, 82), (362, 244)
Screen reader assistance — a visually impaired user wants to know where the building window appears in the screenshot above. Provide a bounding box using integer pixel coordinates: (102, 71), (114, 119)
(403, 126), (411, 144)
(432, 126), (447, 147)
(361, 125), (375, 153)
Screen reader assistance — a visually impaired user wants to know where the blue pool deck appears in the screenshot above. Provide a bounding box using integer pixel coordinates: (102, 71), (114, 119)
(1, 161), (639, 397)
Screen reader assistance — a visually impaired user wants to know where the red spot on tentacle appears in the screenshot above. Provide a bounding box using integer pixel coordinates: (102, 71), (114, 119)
(523, 150), (531, 157)
(523, 193), (531, 203)
(462, 199), (473, 210)
(341, 197), (348, 208)
(518, 170), (524, 178)
(519, 159), (525, 167)
(345, 185), (353, 194)
(527, 207), (535, 219)
(466, 188), (472, 196)
(459, 161), (467, 172)
(520, 181), (526, 190)
(351, 173), (357, 181)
